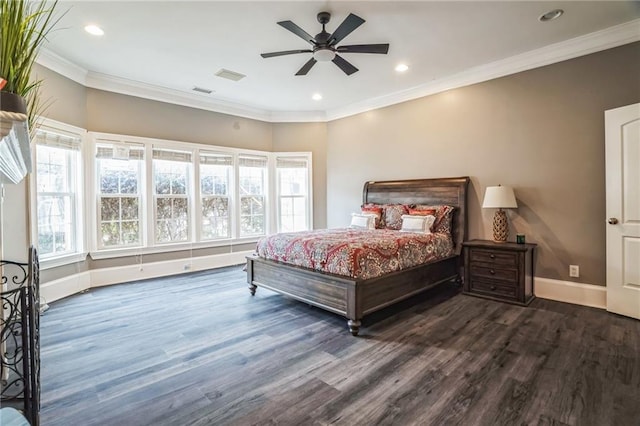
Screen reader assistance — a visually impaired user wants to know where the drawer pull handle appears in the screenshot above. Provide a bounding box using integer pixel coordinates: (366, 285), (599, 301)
(490, 269), (495, 274)
(490, 254), (495, 259)
(490, 286), (496, 290)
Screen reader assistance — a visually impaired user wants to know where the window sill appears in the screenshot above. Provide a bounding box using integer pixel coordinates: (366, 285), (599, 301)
(40, 252), (88, 270)
(89, 238), (260, 260)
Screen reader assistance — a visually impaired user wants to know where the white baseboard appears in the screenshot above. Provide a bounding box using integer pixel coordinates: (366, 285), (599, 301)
(41, 271), (91, 305)
(42, 250), (253, 303)
(535, 277), (606, 309)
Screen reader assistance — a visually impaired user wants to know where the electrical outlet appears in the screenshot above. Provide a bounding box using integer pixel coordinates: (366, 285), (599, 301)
(569, 265), (579, 278)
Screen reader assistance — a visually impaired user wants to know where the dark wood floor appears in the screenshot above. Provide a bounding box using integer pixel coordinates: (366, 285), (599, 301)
(40, 266), (640, 426)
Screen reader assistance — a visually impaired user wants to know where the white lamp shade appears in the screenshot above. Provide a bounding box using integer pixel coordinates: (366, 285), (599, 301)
(482, 185), (517, 209)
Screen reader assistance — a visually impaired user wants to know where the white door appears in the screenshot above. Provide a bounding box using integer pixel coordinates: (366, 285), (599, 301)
(606, 103), (640, 319)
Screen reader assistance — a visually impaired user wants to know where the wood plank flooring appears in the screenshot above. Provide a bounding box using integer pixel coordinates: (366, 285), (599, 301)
(40, 266), (640, 425)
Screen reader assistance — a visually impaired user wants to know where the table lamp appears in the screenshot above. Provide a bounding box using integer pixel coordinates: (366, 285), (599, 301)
(482, 185), (517, 242)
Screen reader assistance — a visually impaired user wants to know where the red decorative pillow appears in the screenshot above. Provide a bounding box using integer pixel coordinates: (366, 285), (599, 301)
(361, 206), (383, 228)
(408, 207), (436, 216)
(413, 205), (455, 234)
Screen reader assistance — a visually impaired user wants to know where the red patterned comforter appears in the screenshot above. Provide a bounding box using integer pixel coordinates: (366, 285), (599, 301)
(255, 228), (454, 280)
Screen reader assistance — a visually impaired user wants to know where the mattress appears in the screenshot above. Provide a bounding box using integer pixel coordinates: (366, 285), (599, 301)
(255, 228), (454, 280)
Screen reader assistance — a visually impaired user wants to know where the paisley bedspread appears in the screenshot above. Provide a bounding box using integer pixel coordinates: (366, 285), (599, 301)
(255, 228), (454, 280)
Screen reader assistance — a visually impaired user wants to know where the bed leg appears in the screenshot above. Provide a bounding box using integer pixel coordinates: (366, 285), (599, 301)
(347, 320), (361, 336)
(249, 283), (257, 296)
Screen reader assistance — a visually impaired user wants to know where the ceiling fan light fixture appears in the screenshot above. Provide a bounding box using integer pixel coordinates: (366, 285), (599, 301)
(313, 48), (336, 62)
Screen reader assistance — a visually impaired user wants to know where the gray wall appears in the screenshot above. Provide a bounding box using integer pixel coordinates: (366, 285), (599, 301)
(326, 42), (640, 286)
(272, 122), (328, 229)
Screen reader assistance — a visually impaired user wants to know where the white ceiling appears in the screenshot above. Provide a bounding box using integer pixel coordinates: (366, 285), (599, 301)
(39, 1), (640, 121)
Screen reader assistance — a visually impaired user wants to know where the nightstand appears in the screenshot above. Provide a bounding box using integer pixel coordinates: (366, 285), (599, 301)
(462, 239), (536, 306)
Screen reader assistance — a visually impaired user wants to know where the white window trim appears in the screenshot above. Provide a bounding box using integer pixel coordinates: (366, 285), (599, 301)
(30, 118), (88, 269)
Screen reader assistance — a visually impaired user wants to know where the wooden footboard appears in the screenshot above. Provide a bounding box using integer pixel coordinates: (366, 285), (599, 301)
(246, 254), (459, 335)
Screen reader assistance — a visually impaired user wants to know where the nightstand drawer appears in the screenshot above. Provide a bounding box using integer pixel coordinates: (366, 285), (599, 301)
(470, 249), (517, 267)
(469, 264), (518, 283)
(470, 279), (517, 299)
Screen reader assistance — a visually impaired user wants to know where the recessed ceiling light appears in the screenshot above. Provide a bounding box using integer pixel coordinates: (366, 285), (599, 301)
(538, 9), (564, 22)
(395, 64), (409, 73)
(312, 93), (322, 101)
(84, 24), (104, 36)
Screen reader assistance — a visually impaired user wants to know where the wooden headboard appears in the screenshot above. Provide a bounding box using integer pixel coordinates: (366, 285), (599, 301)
(363, 177), (470, 255)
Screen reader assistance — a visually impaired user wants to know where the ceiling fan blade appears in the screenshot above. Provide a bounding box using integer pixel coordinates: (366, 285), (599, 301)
(332, 55), (358, 76)
(337, 44), (389, 54)
(277, 20), (316, 45)
(295, 57), (317, 76)
(261, 49), (313, 58)
(329, 13), (365, 45)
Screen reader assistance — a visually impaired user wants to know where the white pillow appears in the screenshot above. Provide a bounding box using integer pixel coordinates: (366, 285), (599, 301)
(400, 214), (436, 234)
(350, 213), (377, 230)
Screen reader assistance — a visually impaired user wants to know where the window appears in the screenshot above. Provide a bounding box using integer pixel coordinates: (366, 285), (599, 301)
(96, 143), (144, 248)
(88, 130), (312, 259)
(153, 149), (192, 243)
(276, 156), (310, 232)
(200, 151), (232, 240)
(238, 155), (267, 237)
(34, 129), (82, 258)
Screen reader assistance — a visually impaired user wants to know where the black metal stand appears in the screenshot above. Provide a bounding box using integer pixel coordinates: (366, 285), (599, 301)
(1, 247), (40, 425)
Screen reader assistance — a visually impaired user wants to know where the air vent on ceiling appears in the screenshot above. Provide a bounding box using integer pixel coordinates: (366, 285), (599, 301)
(192, 86), (213, 94)
(215, 69), (246, 82)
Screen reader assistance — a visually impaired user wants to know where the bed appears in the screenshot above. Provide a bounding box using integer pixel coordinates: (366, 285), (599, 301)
(246, 176), (470, 335)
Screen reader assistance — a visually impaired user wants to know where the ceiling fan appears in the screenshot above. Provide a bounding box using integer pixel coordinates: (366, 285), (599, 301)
(261, 12), (390, 76)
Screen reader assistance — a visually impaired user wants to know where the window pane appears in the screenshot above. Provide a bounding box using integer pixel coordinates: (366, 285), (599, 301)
(101, 197), (120, 221)
(200, 164), (230, 196)
(34, 135), (79, 258)
(240, 195), (265, 236)
(121, 197), (139, 220)
(156, 197), (172, 219)
(36, 145), (70, 193)
(155, 196), (189, 243)
(153, 157), (191, 243)
(37, 194), (74, 256)
(100, 170), (119, 194)
(278, 168), (307, 196)
(238, 158), (266, 237)
(120, 171), (138, 194)
(100, 222), (120, 247)
(121, 221), (140, 245)
(97, 153), (142, 248)
(202, 196), (229, 239)
(276, 155), (310, 233)
(279, 197), (307, 232)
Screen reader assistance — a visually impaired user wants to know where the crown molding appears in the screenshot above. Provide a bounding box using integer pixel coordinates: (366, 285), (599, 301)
(36, 49), (88, 85)
(326, 18), (640, 121)
(36, 18), (640, 123)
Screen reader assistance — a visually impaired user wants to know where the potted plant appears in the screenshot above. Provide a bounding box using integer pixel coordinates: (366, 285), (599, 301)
(0, 0), (60, 183)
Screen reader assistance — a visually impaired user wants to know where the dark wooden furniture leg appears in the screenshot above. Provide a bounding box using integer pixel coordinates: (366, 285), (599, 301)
(249, 283), (257, 295)
(347, 319), (361, 336)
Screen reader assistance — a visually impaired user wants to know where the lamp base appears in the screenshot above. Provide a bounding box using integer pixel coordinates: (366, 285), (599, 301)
(493, 209), (509, 242)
